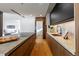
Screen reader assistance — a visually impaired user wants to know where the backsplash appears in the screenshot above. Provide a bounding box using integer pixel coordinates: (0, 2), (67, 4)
(49, 20), (75, 39)
(56, 21), (75, 35)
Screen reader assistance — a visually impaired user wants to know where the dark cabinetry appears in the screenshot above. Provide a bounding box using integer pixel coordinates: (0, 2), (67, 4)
(46, 34), (73, 56)
(9, 34), (36, 56)
(50, 3), (74, 25)
(0, 11), (3, 36)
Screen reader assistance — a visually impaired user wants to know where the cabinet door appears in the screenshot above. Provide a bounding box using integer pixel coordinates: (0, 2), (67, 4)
(62, 48), (72, 56)
(46, 35), (54, 55)
(50, 37), (57, 56)
(9, 39), (31, 56)
(24, 35), (35, 56)
(46, 35), (59, 56)
(46, 34), (73, 56)
(9, 43), (26, 56)
(9, 34), (35, 56)
(49, 37), (63, 56)
(54, 42), (63, 56)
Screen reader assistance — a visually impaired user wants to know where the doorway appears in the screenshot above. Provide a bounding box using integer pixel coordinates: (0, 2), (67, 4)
(35, 17), (46, 39)
(36, 21), (43, 39)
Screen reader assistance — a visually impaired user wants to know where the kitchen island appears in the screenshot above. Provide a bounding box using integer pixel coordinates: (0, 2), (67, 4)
(0, 32), (36, 56)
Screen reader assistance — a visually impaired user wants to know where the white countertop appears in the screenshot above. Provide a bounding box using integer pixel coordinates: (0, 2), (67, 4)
(47, 32), (75, 55)
(0, 32), (35, 56)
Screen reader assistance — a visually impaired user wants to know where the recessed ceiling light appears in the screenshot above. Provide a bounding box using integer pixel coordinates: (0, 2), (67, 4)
(40, 14), (42, 17)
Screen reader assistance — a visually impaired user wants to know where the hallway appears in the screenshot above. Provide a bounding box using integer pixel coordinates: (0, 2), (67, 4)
(31, 18), (53, 56)
(31, 38), (53, 56)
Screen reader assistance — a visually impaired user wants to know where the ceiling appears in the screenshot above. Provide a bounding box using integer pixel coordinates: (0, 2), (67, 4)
(0, 3), (49, 17)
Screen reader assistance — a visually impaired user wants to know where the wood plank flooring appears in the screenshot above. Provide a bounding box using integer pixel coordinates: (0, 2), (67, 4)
(31, 39), (53, 56)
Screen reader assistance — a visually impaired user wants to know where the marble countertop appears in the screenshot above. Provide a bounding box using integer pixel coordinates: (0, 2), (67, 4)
(0, 32), (35, 56)
(47, 32), (75, 55)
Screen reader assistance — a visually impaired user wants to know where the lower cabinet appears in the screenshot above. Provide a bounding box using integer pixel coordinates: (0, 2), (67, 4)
(46, 34), (73, 56)
(9, 34), (36, 56)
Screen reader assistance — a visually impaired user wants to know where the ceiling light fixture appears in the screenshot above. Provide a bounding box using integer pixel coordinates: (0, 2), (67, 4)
(10, 9), (25, 18)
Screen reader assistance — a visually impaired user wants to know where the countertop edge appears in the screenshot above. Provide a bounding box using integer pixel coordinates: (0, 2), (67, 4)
(47, 32), (75, 55)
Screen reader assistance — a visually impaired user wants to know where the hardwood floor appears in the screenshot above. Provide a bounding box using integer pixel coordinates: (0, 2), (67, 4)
(31, 39), (53, 56)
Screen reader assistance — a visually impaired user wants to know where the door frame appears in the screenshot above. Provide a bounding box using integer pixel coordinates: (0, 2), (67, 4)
(35, 17), (46, 39)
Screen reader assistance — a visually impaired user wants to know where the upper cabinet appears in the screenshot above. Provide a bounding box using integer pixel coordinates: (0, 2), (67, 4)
(50, 3), (74, 25)
(0, 11), (3, 37)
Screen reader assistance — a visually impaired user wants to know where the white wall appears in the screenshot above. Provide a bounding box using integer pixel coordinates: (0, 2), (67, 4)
(3, 13), (21, 36)
(3, 12), (35, 35)
(20, 16), (35, 33)
(56, 20), (75, 35)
